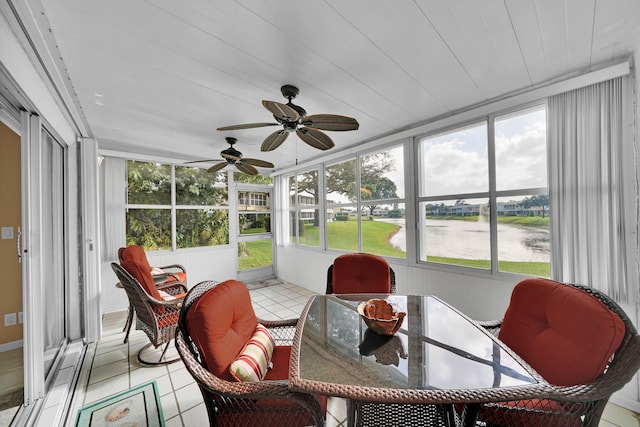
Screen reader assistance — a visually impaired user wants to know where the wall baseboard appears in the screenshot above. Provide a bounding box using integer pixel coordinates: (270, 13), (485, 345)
(0, 339), (23, 352)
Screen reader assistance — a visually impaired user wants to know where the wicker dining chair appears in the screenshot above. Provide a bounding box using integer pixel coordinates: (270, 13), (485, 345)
(467, 278), (640, 427)
(111, 260), (186, 365)
(326, 254), (449, 426)
(326, 252), (396, 294)
(175, 279), (326, 427)
(117, 245), (188, 343)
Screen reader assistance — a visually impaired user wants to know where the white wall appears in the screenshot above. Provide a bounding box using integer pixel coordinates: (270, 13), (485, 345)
(101, 246), (237, 314)
(275, 246), (516, 321)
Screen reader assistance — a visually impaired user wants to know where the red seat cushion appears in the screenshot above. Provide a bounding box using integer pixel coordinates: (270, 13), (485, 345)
(264, 345), (292, 381)
(186, 280), (258, 381)
(332, 253), (391, 294)
(119, 245), (162, 301)
(479, 399), (586, 427)
(498, 278), (625, 386)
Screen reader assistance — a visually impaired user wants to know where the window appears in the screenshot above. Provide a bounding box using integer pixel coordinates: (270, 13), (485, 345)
(291, 144), (405, 258)
(418, 105), (549, 276)
(288, 169), (320, 247)
(250, 192), (267, 206)
(126, 161), (229, 250)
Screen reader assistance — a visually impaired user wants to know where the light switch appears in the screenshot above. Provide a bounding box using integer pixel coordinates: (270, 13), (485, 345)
(1, 227), (13, 240)
(4, 313), (16, 326)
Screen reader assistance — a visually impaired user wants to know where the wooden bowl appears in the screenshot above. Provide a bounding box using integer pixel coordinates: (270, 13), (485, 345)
(357, 299), (406, 335)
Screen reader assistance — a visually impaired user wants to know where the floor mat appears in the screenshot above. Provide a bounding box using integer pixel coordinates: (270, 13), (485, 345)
(74, 381), (163, 427)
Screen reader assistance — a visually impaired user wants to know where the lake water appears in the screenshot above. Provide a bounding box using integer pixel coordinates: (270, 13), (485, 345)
(379, 218), (550, 262)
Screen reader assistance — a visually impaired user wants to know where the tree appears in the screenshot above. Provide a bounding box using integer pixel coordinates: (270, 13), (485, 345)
(126, 161), (230, 249)
(361, 177), (398, 219)
(522, 194), (549, 218)
(294, 170), (320, 226)
(234, 172), (273, 185)
(290, 152), (397, 226)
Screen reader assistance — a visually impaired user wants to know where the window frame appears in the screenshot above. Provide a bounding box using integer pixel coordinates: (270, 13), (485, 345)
(281, 101), (549, 279)
(416, 102), (549, 276)
(286, 141), (407, 259)
(287, 167), (323, 247)
(125, 161), (230, 251)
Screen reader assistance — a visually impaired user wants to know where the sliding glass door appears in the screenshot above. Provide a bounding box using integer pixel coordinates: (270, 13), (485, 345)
(40, 129), (66, 376)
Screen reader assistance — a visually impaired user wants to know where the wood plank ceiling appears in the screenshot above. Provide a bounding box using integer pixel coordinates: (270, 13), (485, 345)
(31, 0), (640, 170)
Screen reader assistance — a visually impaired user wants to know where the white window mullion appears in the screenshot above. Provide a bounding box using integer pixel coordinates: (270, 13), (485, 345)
(487, 115), (498, 273)
(171, 165), (176, 251)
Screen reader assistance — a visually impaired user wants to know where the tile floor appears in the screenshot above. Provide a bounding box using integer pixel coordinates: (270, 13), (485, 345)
(69, 279), (640, 427)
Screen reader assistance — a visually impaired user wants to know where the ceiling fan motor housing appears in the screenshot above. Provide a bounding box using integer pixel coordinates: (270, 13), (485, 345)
(281, 84), (307, 117)
(221, 137), (242, 161)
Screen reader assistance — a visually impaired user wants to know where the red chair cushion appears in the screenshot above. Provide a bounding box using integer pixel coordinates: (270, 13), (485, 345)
(498, 278), (625, 386)
(479, 399), (585, 427)
(264, 345), (292, 381)
(185, 280), (258, 381)
(119, 245), (162, 301)
(332, 253), (391, 294)
(166, 272), (187, 283)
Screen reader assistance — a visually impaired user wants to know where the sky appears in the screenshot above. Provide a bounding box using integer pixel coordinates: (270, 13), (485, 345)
(421, 106), (547, 198)
(295, 105), (547, 206)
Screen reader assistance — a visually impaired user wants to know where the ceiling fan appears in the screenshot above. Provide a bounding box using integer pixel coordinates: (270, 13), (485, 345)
(217, 84), (359, 152)
(184, 137), (274, 175)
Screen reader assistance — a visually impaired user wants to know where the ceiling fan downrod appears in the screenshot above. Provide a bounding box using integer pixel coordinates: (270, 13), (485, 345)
(281, 84), (306, 117)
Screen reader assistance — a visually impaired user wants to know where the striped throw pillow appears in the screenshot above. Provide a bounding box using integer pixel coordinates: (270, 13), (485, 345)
(230, 324), (275, 382)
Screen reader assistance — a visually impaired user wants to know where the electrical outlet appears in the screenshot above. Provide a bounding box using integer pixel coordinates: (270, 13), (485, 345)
(1, 227), (13, 240)
(4, 313), (16, 326)
(18, 312), (23, 324)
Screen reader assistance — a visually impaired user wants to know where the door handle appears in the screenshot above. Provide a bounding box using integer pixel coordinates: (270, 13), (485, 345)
(16, 226), (21, 263)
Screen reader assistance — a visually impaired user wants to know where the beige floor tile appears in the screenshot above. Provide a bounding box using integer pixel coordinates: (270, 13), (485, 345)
(174, 382), (203, 413)
(160, 392), (180, 420)
(91, 347), (129, 368)
(170, 366), (196, 390)
(164, 414), (184, 427)
(179, 402), (209, 427)
(87, 360), (129, 384)
(129, 364), (168, 387)
(83, 375), (130, 405)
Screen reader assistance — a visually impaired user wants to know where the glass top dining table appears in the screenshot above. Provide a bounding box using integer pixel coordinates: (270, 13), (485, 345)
(289, 294), (552, 423)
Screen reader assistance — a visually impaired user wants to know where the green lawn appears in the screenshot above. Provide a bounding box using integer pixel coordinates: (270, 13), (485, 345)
(243, 217), (550, 277)
(426, 256), (550, 277)
(299, 220), (405, 257)
(238, 239), (272, 270)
